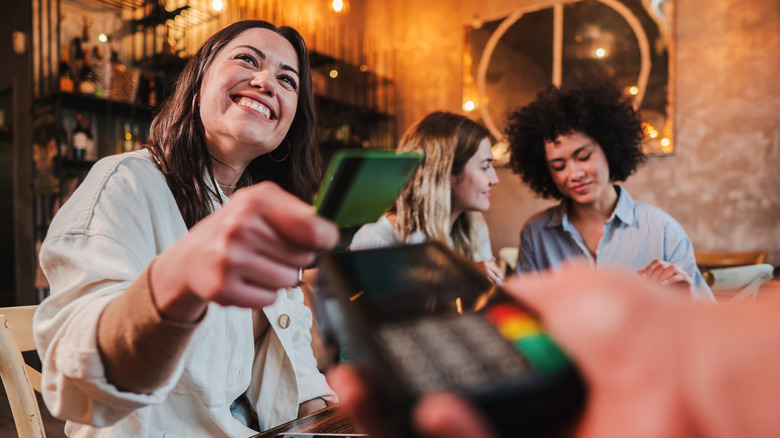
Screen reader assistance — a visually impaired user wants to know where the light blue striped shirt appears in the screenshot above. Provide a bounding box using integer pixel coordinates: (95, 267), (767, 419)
(516, 186), (715, 302)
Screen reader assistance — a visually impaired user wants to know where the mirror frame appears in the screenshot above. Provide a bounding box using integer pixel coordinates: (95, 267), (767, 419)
(465, 0), (675, 160)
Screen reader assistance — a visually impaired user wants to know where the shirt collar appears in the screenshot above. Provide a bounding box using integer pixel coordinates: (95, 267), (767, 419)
(544, 185), (636, 228)
(611, 186), (636, 226)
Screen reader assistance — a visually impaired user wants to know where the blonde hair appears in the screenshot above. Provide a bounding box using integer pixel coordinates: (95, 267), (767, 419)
(394, 112), (490, 261)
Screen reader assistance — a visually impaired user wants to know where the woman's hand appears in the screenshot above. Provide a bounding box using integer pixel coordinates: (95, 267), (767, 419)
(474, 258), (504, 285)
(151, 182), (339, 322)
(637, 259), (693, 292)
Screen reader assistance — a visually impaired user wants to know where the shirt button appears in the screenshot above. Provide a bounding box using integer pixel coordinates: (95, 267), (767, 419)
(278, 314), (290, 329)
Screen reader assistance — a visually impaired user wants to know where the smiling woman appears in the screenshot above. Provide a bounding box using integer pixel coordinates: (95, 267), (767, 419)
(350, 111), (504, 285)
(33, 20), (338, 437)
(198, 29), (301, 183)
(506, 76), (715, 303)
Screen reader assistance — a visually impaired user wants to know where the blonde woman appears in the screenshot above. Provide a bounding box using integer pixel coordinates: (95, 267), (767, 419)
(350, 111), (502, 284)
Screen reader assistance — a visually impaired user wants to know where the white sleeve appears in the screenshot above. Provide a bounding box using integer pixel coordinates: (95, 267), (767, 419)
(33, 154), (187, 426)
(349, 216), (401, 251)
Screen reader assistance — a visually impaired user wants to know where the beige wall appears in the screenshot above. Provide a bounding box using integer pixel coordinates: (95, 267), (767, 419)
(363, 0), (780, 263)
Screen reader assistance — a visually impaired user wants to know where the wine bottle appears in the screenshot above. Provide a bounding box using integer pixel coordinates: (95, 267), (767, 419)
(59, 44), (75, 93)
(72, 113), (88, 161)
(57, 123), (71, 163)
(84, 118), (98, 161)
(79, 48), (98, 95)
(71, 38), (85, 92)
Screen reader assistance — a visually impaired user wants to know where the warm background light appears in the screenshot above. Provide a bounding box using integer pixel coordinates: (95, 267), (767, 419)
(329, 69), (339, 78)
(332, 0), (343, 12)
(643, 122), (658, 139)
(463, 100), (476, 111)
(659, 138), (673, 153)
(628, 86), (639, 95)
(595, 48), (606, 58)
(212, 0), (223, 11)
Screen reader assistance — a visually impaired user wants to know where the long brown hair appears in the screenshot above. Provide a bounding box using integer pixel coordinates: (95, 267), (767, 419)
(146, 20), (321, 228)
(394, 111), (491, 261)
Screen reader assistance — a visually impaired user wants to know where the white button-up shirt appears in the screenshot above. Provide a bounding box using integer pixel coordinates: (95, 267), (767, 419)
(34, 149), (336, 437)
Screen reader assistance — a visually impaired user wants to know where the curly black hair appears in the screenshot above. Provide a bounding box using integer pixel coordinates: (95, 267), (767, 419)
(506, 76), (646, 200)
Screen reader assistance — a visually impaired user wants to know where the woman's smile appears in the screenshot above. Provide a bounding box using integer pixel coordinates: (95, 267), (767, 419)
(234, 95), (275, 120)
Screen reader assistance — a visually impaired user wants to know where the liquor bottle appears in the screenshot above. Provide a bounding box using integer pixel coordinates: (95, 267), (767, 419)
(59, 44), (75, 93)
(72, 113), (88, 161)
(71, 38), (85, 92)
(84, 118), (98, 161)
(57, 123), (71, 164)
(79, 48), (98, 95)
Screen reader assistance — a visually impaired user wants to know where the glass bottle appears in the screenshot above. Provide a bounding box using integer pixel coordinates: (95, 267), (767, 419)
(84, 118), (98, 161)
(79, 48), (98, 96)
(71, 38), (85, 92)
(72, 113), (87, 161)
(59, 44), (75, 93)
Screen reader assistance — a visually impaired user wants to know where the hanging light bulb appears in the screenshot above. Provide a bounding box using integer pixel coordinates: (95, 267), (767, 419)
(212, 0), (224, 12)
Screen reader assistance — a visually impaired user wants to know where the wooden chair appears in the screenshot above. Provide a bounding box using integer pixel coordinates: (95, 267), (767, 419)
(695, 251), (770, 269)
(705, 264), (775, 303)
(0, 305), (45, 438)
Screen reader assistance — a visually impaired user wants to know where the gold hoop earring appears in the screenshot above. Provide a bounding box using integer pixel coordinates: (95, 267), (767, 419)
(270, 139), (290, 162)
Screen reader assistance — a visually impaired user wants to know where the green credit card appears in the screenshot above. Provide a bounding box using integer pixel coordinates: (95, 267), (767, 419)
(314, 149), (422, 228)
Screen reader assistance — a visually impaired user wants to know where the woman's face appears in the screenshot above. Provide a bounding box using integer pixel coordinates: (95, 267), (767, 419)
(451, 138), (499, 215)
(199, 28), (300, 167)
(545, 131), (612, 206)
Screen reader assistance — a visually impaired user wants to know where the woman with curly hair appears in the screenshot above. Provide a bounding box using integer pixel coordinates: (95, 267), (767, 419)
(350, 111), (503, 284)
(506, 78), (714, 301)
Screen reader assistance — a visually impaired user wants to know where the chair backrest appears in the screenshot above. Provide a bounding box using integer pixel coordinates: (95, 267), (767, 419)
(695, 251), (770, 269)
(707, 264), (775, 303)
(0, 305), (45, 438)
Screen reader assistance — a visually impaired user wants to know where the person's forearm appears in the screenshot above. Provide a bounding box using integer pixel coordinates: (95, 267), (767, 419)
(97, 263), (200, 393)
(681, 300), (780, 438)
